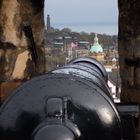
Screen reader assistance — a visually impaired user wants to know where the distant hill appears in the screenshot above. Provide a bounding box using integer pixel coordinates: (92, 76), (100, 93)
(44, 28), (117, 48)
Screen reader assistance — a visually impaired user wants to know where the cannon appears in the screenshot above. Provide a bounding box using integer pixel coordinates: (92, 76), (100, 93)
(0, 56), (139, 140)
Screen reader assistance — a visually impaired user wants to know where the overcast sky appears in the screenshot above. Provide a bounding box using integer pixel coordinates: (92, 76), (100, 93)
(44, 0), (118, 34)
(45, 0), (118, 23)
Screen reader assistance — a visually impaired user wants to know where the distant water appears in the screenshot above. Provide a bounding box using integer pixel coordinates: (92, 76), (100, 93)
(52, 22), (118, 35)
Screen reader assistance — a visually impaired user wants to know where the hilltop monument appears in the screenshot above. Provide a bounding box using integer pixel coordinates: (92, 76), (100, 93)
(47, 14), (51, 32)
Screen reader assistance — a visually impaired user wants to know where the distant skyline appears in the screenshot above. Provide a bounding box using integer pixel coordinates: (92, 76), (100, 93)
(44, 0), (118, 35)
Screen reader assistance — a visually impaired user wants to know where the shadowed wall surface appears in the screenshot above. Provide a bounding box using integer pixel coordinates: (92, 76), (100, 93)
(0, 0), (45, 103)
(118, 0), (140, 139)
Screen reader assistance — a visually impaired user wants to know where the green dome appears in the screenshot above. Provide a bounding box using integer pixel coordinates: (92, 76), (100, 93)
(90, 44), (103, 53)
(90, 33), (103, 53)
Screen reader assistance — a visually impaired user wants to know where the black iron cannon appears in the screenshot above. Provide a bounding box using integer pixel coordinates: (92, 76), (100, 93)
(0, 57), (139, 140)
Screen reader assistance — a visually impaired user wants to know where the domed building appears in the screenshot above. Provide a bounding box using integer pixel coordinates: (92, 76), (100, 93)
(89, 33), (104, 62)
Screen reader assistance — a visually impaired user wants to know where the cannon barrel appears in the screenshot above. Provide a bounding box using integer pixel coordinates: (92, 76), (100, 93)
(0, 56), (139, 140)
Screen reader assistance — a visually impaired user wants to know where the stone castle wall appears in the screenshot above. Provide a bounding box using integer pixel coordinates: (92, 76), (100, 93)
(118, 0), (140, 138)
(0, 0), (45, 103)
